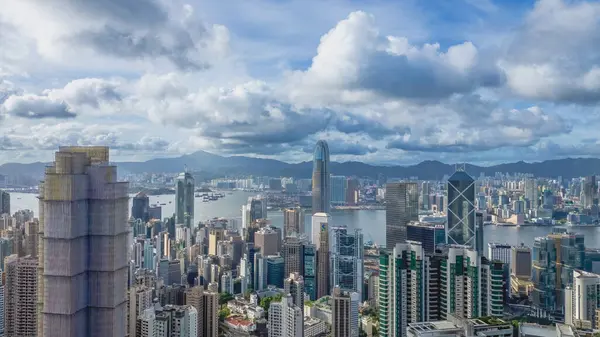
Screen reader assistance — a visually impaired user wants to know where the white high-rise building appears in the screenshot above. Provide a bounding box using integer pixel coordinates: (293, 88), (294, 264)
(311, 213), (331, 246)
(488, 243), (512, 264)
(565, 270), (600, 329)
(268, 294), (303, 337)
(128, 285), (153, 337)
(137, 308), (156, 337)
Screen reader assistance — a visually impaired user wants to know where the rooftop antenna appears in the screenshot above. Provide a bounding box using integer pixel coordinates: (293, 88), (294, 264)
(184, 164), (188, 173)
(455, 163), (466, 172)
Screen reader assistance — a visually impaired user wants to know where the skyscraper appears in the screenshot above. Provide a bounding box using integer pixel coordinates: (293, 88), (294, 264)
(303, 243), (317, 300)
(312, 213), (331, 298)
(331, 175), (347, 206)
(385, 182), (418, 247)
(282, 235), (306, 278)
(312, 140), (330, 214)
(4, 255), (37, 337)
(185, 286), (219, 337)
(330, 227), (364, 299)
(583, 175), (598, 208)
(565, 270), (600, 329)
(0, 190), (9, 215)
(132, 192), (150, 222)
(331, 286), (360, 337)
(40, 146), (128, 337)
(446, 169), (476, 249)
(283, 207), (304, 238)
(176, 171), (195, 228)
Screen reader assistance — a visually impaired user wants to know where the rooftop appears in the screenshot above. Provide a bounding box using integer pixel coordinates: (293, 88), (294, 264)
(408, 321), (461, 332)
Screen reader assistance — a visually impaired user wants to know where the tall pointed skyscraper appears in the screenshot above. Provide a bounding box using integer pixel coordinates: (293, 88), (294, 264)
(39, 146), (128, 337)
(312, 140), (330, 214)
(446, 168), (476, 249)
(176, 170), (195, 228)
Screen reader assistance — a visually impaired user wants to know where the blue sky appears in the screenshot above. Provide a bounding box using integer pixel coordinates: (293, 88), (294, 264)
(1, 0), (600, 166)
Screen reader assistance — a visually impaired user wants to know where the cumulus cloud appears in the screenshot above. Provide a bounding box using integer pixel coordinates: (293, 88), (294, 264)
(501, 0), (600, 103)
(287, 11), (503, 105)
(1, 94), (75, 119)
(0, 0), (229, 71)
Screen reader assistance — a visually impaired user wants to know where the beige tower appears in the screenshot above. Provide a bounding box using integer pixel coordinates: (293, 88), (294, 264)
(185, 286), (218, 337)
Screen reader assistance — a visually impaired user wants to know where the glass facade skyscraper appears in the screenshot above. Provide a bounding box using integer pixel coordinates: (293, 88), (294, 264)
(312, 140), (330, 214)
(176, 171), (195, 228)
(446, 170), (476, 249)
(385, 182), (418, 248)
(331, 175), (347, 206)
(330, 227), (364, 299)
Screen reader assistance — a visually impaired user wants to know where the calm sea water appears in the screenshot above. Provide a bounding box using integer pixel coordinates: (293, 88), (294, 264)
(11, 192), (600, 249)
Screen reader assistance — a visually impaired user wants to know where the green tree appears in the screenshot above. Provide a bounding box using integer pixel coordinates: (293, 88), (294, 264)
(259, 294), (284, 318)
(219, 292), (234, 305)
(218, 307), (231, 321)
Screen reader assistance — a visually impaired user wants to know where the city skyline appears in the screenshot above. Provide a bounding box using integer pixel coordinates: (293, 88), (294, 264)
(1, 0), (600, 167)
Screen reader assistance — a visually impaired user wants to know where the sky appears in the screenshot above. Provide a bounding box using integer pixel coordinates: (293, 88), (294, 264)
(1, 0), (600, 166)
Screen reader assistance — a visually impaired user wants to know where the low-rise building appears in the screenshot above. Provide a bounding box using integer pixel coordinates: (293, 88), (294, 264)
(304, 317), (327, 337)
(225, 316), (256, 333)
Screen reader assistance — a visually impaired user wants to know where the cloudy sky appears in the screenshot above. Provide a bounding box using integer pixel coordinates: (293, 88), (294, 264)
(0, 0), (599, 165)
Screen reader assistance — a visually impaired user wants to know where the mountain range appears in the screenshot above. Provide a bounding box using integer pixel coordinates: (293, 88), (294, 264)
(1, 150), (600, 181)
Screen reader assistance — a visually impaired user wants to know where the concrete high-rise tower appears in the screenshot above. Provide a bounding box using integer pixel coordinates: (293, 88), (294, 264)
(185, 286), (218, 337)
(312, 140), (330, 214)
(283, 207), (304, 238)
(39, 146), (129, 337)
(176, 171), (195, 228)
(132, 192), (150, 222)
(312, 213), (331, 298)
(332, 286), (360, 337)
(446, 169), (476, 249)
(385, 182), (418, 248)
(4, 255), (37, 337)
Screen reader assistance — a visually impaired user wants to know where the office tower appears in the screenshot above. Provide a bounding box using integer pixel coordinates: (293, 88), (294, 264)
(565, 270), (600, 329)
(524, 178), (538, 209)
(185, 286), (218, 337)
(220, 271), (234, 294)
(420, 181), (430, 210)
(176, 171), (195, 228)
(0, 238), (13, 270)
(24, 221), (39, 258)
(511, 244), (532, 278)
(406, 222), (446, 254)
(481, 259), (505, 318)
(128, 285), (153, 337)
(331, 175), (347, 206)
(283, 235), (305, 277)
(312, 140), (330, 214)
(346, 178), (359, 205)
(379, 242), (426, 337)
(40, 146), (128, 337)
(168, 260), (182, 285)
(583, 176), (598, 208)
(475, 211), (484, 256)
(303, 243), (317, 300)
(283, 207), (304, 237)
(311, 213), (330, 298)
(284, 273), (305, 308)
(385, 182), (418, 248)
(330, 227), (364, 298)
(4, 255), (38, 337)
(311, 213), (330, 246)
(144, 239), (155, 271)
(488, 243), (512, 264)
(331, 286), (359, 337)
(132, 192), (150, 222)
(149, 205), (162, 221)
(268, 294), (303, 337)
(244, 196), (267, 228)
(532, 230), (585, 313)
(255, 226), (282, 256)
(0, 190), (9, 215)
(257, 254), (285, 289)
(208, 228), (224, 256)
(446, 169), (476, 249)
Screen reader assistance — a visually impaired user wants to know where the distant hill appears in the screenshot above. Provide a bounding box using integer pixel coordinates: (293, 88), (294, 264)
(1, 151), (600, 180)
